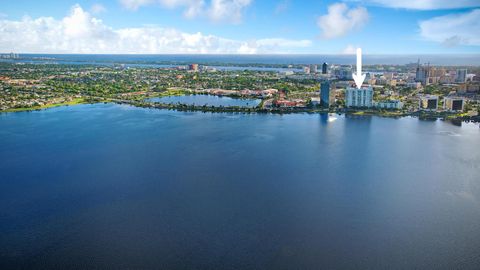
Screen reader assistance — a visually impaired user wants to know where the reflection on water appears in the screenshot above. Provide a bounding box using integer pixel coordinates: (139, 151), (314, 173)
(0, 104), (479, 269)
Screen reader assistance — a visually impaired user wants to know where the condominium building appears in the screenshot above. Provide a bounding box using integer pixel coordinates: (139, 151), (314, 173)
(419, 95), (438, 110)
(345, 86), (373, 108)
(320, 81), (335, 107)
(444, 97), (464, 111)
(375, 100), (404, 109)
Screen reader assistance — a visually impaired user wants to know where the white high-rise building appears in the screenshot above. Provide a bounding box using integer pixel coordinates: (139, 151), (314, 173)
(345, 86), (373, 108)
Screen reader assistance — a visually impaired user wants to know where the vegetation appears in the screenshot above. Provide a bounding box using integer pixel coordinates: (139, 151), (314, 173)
(1, 62), (479, 123)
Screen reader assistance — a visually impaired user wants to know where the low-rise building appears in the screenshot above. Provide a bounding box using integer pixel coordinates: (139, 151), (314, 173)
(375, 100), (404, 109)
(406, 82), (422, 89)
(311, 97), (320, 106)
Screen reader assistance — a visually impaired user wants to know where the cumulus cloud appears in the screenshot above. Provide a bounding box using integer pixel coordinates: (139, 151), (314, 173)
(419, 9), (480, 47)
(119, 0), (251, 23)
(0, 4), (311, 54)
(317, 3), (369, 39)
(364, 0), (480, 10)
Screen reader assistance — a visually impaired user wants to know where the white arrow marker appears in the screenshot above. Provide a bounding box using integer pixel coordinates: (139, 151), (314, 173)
(352, 48), (366, 89)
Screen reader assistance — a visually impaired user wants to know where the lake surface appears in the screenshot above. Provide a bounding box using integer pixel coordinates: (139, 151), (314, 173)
(147, 95), (261, 108)
(1, 104), (479, 269)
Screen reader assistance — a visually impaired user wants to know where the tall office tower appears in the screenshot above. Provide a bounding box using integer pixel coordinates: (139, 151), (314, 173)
(456, 69), (467, 83)
(345, 86), (373, 108)
(320, 81), (331, 107)
(322, 62), (328, 74)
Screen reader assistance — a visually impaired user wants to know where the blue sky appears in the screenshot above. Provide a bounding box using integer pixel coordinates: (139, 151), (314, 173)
(0, 0), (479, 54)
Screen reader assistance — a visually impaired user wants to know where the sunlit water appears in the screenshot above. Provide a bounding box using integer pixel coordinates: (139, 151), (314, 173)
(0, 104), (479, 269)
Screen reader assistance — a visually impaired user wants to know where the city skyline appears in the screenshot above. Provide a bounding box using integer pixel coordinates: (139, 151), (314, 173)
(0, 0), (479, 54)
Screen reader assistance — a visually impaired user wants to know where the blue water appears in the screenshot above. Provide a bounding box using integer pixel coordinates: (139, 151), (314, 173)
(3, 54), (480, 66)
(0, 104), (479, 269)
(147, 95), (261, 108)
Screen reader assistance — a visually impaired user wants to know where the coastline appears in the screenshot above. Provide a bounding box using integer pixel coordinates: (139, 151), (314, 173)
(1, 96), (478, 124)
(1, 98), (87, 113)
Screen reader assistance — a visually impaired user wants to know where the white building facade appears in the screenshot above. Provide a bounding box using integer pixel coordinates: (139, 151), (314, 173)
(345, 86), (373, 108)
(374, 100), (404, 109)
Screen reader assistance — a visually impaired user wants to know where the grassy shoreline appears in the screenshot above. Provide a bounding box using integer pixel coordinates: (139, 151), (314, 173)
(1, 98), (87, 113)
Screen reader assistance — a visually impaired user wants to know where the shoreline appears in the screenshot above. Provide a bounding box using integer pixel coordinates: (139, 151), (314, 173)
(1, 98), (87, 113)
(2, 98), (478, 124)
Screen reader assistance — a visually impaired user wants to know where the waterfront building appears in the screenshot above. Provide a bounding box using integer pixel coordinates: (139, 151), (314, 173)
(311, 97), (320, 106)
(345, 86), (373, 108)
(322, 62), (328, 74)
(456, 69), (467, 83)
(419, 95), (438, 110)
(320, 81), (335, 107)
(444, 97), (464, 111)
(374, 100), (403, 110)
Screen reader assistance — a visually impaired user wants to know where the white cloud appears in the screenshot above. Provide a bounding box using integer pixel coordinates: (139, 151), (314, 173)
(365, 0), (480, 10)
(208, 0), (251, 23)
(317, 3), (369, 39)
(91, 4), (107, 14)
(120, 0), (155, 10)
(342, 44), (356, 54)
(419, 9), (480, 47)
(0, 4), (311, 54)
(119, 0), (251, 23)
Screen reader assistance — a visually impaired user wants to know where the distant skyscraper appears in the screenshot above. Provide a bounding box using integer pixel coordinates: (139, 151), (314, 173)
(415, 60), (428, 86)
(322, 62), (328, 74)
(334, 66), (352, 80)
(189, 64), (199, 72)
(303, 66), (310, 74)
(310, 64), (317, 74)
(456, 69), (467, 83)
(345, 86), (373, 108)
(320, 81), (331, 107)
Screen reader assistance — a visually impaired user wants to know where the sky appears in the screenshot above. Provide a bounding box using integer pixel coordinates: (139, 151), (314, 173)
(0, 0), (479, 54)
